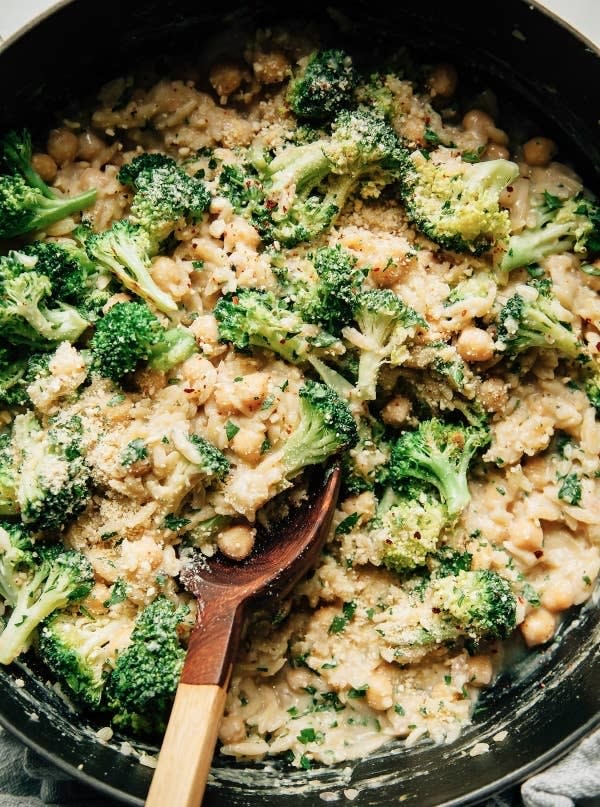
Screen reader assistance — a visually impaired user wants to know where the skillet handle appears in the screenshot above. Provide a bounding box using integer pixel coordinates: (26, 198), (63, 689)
(145, 682), (227, 807)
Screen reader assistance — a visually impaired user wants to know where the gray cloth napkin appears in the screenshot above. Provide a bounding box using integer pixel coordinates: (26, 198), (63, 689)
(1, 724), (599, 806)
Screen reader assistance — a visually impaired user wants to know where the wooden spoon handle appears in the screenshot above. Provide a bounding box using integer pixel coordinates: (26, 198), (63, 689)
(146, 682), (227, 807)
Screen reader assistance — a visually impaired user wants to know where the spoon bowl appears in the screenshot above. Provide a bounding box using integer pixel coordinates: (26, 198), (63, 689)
(147, 465), (341, 807)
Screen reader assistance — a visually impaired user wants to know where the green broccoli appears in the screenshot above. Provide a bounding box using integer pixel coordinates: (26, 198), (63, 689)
(159, 431), (230, 511)
(496, 279), (583, 359)
(0, 543), (93, 665)
(183, 514), (232, 546)
(214, 289), (339, 364)
(118, 153), (211, 249)
(281, 381), (358, 479)
(38, 608), (134, 708)
(429, 546), (473, 577)
(399, 150), (519, 254)
(0, 521), (35, 605)
(0, 347), (29, 408)
(250, 109), (406, 246)
(90, 301), (196, 382)
(431, 569), (517, 639)
(287, 49), (357, 121)
(0, 433), (18, 516)
(370, 483), (448, 572)
(354, 73), (395, 120)
(85, 221), (177, 314)
(12, 412), (91, 531)
(105, 597), (187, 735)
(348, 288), (426, 400)
(0, 130), (97, 239)
(23, 240), (112, 319)
(292, 245), (366, 336)
(0, 251), (91, 348)
(500, 191), (600, 272)
(389, 418), (489, 517)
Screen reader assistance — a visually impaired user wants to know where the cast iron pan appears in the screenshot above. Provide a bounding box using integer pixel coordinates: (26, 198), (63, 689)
(1, 1), (600, 804)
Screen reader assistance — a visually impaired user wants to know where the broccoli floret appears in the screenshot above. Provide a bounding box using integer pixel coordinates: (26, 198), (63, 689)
(287, 49), (357, 121)
(85, 221), (177, 314)
(214, 289), (339, 364)
(370, 483), (448, 572)
(12, 412), (91, 531)
(399, 150), (519, 254)
(282, 381), (358, 479)
(118, 153), (211, 249)
(500, 191), (600, 272)
(23, 240), (112, 319)
(293, 245), (366, 336)
(0, 433), (18, 516)
(105, 597), (187, 735)
(38, 608), (134, 708)
(389, 418), (489, 517)
(429, 546), (473, 577)
(90, 301), (196, 382)
(187, 434), (230, 481)
(0, 521), (35, 604)
(0, 349), (53, 410)
(0, 347), (29, 408)
(348, 288), (426, 400)
(183, 514), (232, 547)
(354, 73), (395, 120)
(152, 429), (229, 511)
(431, 569), (517, 639)
(496, 279), (583, 359)
(254, 109), (406, 246)
(0, 130), (97, 239)
(0, 251), (91, 348)
(0, 543), (93, 665)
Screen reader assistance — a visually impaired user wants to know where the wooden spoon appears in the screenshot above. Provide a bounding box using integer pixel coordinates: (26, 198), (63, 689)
(146, 465), (341, 807)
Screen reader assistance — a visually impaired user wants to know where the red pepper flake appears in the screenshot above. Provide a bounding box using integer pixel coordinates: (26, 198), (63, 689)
(432, 607), (441, 614)
(183, 388), (195, 393)
(414, 531), (421, 540)
(506, 185), (514, 193)
(385, 538), (393, 545)
(534, 550), (544, 559)
(266, 199), (277, 210)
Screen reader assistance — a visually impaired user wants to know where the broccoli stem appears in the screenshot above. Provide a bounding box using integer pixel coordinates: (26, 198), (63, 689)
(26, 189), (98, 234)
(0, 566), (68, 664)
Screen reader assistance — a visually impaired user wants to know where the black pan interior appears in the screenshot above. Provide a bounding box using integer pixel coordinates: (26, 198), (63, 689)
(0, 1), (599, 804)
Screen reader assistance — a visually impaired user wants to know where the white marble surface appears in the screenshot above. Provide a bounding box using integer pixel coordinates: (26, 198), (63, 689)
(0, 0), (599, 44)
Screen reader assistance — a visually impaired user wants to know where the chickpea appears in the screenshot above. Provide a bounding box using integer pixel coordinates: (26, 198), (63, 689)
(31, 153), (57, 183)
(462, 109), (508, 146)
(214, 372), (270, 415)
(427, 63), (458, 98)
(209, 61), (245, 99)
(381, 395), (412, 426)
(520, 607), (556, 647)
(231, 427), (265, 464)
(217, 524), (256, 561)
(366, 671), (393, 711)
(483, 143), (510, 161)
(510, 517), (544, 552)
(478, 377), (508, 413)
(541, 579), (575, 613)
(253, 50), (290, 85)
(47, 127), (79, 166)
(77, 130), (107, 161)
(179, 356), (217, 405)
(466, 655), (493, 686)
(151, 256), (191, 301)
(456, 327), (495, 362)
(219, 714), (247, 744)
(523, 137), (556, 167)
